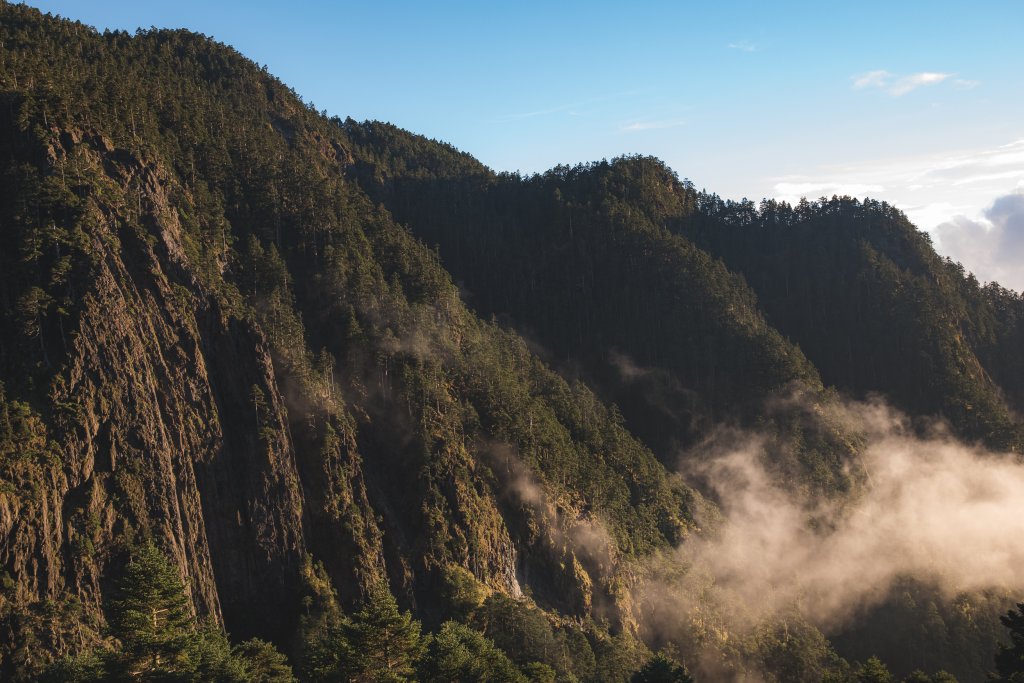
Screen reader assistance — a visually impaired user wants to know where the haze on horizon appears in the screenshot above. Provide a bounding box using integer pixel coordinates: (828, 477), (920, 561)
(25, 0), (1024, 289)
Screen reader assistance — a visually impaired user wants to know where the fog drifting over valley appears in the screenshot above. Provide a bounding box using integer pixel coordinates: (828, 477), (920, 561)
(634, 397), (1024, 676)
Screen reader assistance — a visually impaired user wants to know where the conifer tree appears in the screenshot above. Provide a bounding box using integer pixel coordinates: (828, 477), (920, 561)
(107, 540), (199, 678)
(990, 602), (1024, 682)
(631, 652), (695, 683)
(419, 621), (526, 683)
(41, 542), (297, 682)
(341, 584), (423, 682)
(232, 639), (298, 683)
(856, 657), (894, 683)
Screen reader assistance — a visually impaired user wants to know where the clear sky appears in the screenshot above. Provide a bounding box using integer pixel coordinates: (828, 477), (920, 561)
(23, 0), (1024, 288)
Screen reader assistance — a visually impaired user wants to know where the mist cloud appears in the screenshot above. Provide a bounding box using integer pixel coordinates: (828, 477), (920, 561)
(482, 440), (617, 575)
(636, 397), (1024, 675)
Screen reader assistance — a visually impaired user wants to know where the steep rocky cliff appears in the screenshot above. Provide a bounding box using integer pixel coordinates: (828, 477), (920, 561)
(2, 6), (1020, 682)
(0, 6), (695, 677)
(0, 125), (315, 665)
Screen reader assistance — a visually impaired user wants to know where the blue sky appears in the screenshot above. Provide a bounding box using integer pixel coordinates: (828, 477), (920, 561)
(25, 1), (1024, 286)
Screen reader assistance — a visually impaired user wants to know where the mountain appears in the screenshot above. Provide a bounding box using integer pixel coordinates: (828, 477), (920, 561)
(343, 125), (1024, 456)
(0, 5), (1021, 682)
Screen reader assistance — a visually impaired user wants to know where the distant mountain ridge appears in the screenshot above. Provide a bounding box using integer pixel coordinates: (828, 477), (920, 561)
(0, 5), (1020, 682)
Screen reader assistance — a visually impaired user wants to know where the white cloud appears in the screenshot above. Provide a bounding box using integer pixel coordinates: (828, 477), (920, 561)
(770, 138), (1024, 239)
(622, 118), (687, 132)
(727, 41), (757, 52)
(500, 101), (585, 120)
(900, 201), (976, 233)
(933, 189), (1024, 291)
(852, 69), (953, 96)
(853, 69), (891, 89)
(954, 78), (981, 89)
(951, 169), (1024, 186)
(888, 71), (950, 95)
(773, 181), (884, 197)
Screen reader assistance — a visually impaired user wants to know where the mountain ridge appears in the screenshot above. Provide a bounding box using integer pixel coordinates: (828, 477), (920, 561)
(0, 5), (1021, 682)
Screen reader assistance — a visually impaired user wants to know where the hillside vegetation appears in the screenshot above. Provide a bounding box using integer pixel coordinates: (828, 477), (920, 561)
(1, 5), (1022, 682)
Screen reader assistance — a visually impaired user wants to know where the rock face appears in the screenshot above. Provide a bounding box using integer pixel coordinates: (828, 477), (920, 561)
(0, 8), (695, 675)
(0, 130), (312, 661)
(5, 8), (1023, 682)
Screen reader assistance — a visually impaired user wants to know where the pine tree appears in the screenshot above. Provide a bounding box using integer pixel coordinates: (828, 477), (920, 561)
(232, 639), (298, 682)
(419, 621), (526, 683)
(341, 584), (423, 682)
(631, 652), (695, 683)
(107, 541), (199, 678)
(990, 603), (1024, 682)
(856, 657), (894, 683)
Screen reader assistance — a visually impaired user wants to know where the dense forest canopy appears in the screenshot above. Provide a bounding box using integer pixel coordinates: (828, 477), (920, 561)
(1, 4), (1023, 682)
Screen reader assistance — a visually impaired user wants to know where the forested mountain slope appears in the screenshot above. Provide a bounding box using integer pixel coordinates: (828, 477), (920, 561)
(0, 5), (694, 680)
(345, 124), (1024, 456)
(344, 137), (849, 484)
(0, 5), (1021, 683)
(681, 196), (1024, 451)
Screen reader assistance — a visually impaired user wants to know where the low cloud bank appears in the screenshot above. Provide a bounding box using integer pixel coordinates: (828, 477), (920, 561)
(636, 398), (1024, 675)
